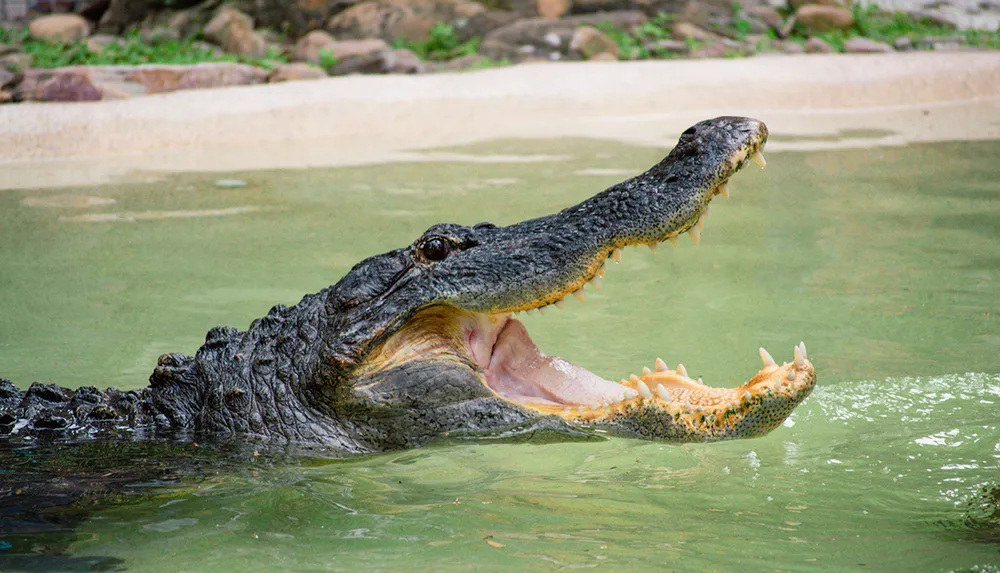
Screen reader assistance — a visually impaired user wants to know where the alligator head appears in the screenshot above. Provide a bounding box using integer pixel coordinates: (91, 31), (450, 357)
(311, 116), (816, 449)
(0, 116), (816, 453)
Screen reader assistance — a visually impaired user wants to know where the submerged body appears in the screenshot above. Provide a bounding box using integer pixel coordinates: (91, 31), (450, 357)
(0, 117), (815, 454)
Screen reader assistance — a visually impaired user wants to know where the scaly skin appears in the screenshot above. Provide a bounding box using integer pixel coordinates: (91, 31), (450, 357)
(0, 116), (815, 454)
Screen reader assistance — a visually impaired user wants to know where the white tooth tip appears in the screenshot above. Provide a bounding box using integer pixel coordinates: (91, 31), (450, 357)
(719, 182), (730, 199)
(759, 347), (776, 367)
(554, 299), (565, 310)
(744, 391), (753, 401)
(612, 248), (622, 263)
(667, 236), (679, 248)
(642, 366), (651, 375)
(753, 150), (766, 169)
(799, 341), (807, 359)
(537, 306), (546, 314)
(655, 357), (668, 372)
(596, 263), (606, 278)
(629, 374), (639, 382)
(648, 243), (658, 254)
(588, 275), (602, 290)
(676, 363), (688, 378)
(697, 377), (704, 385)
(637, 380), (652, 399)
(794, 345), (805, 368)
(655, 384), (672, 402)
(696, 215), (705, 232)
(572, 289), (586, 303)
(788, 371), (795, 381)
(689, 227), (700, 245)
(624, 388), (638, 399)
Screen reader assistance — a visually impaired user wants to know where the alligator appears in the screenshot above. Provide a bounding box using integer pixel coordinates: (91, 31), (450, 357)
(0, 116), (816, 455)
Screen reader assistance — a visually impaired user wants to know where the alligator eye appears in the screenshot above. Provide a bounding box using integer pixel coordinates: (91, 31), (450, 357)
(420, 238), (451, 262)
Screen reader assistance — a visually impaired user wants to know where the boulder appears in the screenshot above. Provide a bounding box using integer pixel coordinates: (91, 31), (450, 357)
(28, 14), (90, 44)
(267, 63), (328, 82)
(746, 5), (784, 31)
(480, 11), (646, 60)
(672, 21), (722, 41)
(843, 37), (893, 53)
(127, 63), (269, 93)
(892, 36), (912, 51)
(787, 0), (844, 11)
(569, 26), (619, 59)
(1, 53), (33, 73)
(537, 0), (571, 18)
(782, 40), (805, 53)
(231, 0), (349, 39)
(0, 68), (17, 90)
(203, 6), (267, 58)
(804, 36), (834, 52)
(328, 49), (426, 75)
(86, 34), (120, 53)
(292, 30), (337, 63)
(794, 5), (853, 34)
(0, 89), (13, 104)
(677, 0), (736, 37)
(906, 9), (958, 30)
(17, 69), (103, 102)
(570, 0), (641, 14)
(327, 0), (488, 42)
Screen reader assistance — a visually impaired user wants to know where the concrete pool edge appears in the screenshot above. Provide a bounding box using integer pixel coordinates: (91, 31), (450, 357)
(1, 52), (999, 190)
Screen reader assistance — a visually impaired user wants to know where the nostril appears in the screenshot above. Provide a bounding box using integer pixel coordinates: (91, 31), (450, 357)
(682, 126), (696, 136)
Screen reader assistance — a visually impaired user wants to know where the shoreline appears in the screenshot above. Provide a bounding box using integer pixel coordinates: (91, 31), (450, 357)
(2, 52), (999, 191)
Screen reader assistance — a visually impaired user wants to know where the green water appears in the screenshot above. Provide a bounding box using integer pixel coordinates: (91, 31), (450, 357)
(1, 139), (999, 571)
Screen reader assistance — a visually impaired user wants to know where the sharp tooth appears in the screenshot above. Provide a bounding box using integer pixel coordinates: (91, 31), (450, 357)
(759, 347), (776, 367)
(537, 306), (546, 314)
(788, 371), (795, 381)
(588, 275), (602, 290)
(794, 344), (805, 368)
(696, 215), (705, 232)
(525, 308), (535, 315)
(596, 264), (606, 278)
(668, 236), (679, 248)
(744, 390), (753, 402)
(554, 299), (565, 310)
(629, 374), (639, 382)
(704, 206), (711, 219)
(572, 288), (586, 303)
(655, 384), (672, 402)
(799, 341), (807, 359)
(689, 226), (701, 245)
(609, 395), (622, 404)
(697, 377), (704, 385)
(648, 243), (658, 254)
(676, 363), (688, 378)
(623, 388), (638, 399)
(655, 358), (668, 372)
(612, 248), (622, 263)
(642, 366), (651, 375)
(719, 182), (730, 199)
(637, 380), (652, 399)
(752, 150), (766, 169)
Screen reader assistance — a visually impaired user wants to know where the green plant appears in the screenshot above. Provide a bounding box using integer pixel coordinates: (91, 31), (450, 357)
(318, 48), (338, 70)
(397, 23), (481, 61)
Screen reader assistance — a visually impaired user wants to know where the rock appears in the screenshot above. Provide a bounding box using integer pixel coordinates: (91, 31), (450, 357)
(328, 49), (426, 75)
(330, 39), (392, 60)
(231, 0), (348, 39)
(293, 30), (337, 64)
(843, 37), (893, 53)
(28, 14), (90, 44)
(0, 44), (20, 57)
(0, 89), (13, 104)
(127, 63), (270, 94)
(673, 21), (722, 41)
(746, 5), (784, 31)
(788, 0), (844, 10)
(433, 54), (489, 71)
(0, 68), (18, 89)
(203, 6), (267, 58)
(648, 39), (688, 54)
(1, 53), (33, 73)
(892, 36), (913, 50)
(86, 34), (120, 53)
(327, 0), (487, 43)
(918, 34), (966, 50)
(267, 63), (328, 82)
(783, 40), (805, 53)
(480, 11), (646, 60)
(677, 0), (754, 38)
(794, 5), (853, 34)
(17, 68), (103, 102)
(907, 9), (959, 29)
(569, 26), (619, 59)
(538, 0), (571, 18)
(689, 38), (730, 58)
(805, 36), (834, 52)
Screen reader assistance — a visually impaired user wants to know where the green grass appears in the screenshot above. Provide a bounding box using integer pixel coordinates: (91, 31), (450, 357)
(0, 28), (286, 69)
(394, 22), (480, 61)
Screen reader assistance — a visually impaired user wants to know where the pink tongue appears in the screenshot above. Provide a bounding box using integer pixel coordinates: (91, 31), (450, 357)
(484, 319), (627, 406)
